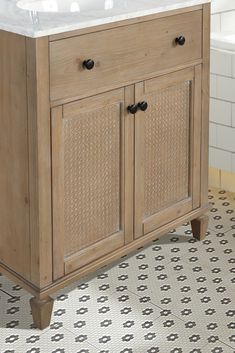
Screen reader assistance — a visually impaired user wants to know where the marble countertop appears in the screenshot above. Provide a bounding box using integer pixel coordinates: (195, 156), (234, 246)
(0, 0), (210, 38)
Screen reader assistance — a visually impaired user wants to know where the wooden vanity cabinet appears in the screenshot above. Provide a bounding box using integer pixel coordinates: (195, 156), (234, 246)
(0, 3), (210, 330)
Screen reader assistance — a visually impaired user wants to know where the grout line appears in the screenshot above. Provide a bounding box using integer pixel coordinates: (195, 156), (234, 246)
(0, 288), (15, 298)
(62, 326), (100, 350)
(63, 326), (106, 352)
(218, 339), (235, 351)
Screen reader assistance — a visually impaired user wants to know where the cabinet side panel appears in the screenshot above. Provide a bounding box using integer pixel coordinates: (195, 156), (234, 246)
(0, 31), (30, 280)
(26, 37), (52, 288)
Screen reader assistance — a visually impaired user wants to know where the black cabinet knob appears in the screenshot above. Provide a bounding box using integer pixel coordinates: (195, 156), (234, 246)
(138, 101), (148, 112)
(83, 59), (95, 70)
(175, 36), (186, 46)
(127, 104), (138, 115)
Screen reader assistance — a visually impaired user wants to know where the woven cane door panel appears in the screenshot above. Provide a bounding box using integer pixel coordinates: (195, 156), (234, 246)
(144, 81), (191, 218)
(63, 103), (121, 257)
(144, 82), (191, 217)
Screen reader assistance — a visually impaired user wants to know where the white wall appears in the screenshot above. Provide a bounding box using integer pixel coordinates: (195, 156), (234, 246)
(209, 48), (235, 173)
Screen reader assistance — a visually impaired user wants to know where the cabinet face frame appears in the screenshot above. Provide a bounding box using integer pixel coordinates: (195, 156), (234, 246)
(51, 87), (134, 279)
(134, 66), (202, 238)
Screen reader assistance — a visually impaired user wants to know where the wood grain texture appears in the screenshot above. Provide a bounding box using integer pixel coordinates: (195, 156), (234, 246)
(124, 85), (135, 244)
(0, 31), (30, 280)
(192, 65), (202, 209)
(51, 106), (64, 280)
(30, 296), (54, 330)
(52, 89), (130, 278)
(0, 202), (210, 301)
(37, 203), (210, 300)
(0, 6), (210, 317)
(191, 214), (209, 241)
(26, 37), (52, 288)
(135, 67), (201, 238)
(50, 10), (202, 102)
(65, 232), (125, 274)
(144, 198), (193, 235)
(50, 59), (203, 108)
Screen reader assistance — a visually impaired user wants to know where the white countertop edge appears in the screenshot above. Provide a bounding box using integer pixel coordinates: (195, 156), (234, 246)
(1, 0), (210, 38)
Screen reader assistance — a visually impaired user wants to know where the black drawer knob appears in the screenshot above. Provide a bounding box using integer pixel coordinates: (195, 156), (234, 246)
(175, 36), (186, 46)
(138, 101), (148, 112)
(127, 104), (138, 115)
(83, 59), (95, 70)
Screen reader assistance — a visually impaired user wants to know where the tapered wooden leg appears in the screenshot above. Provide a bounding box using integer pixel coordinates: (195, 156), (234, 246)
(30, 296), (54, 330)
(191, 215), (209, 241)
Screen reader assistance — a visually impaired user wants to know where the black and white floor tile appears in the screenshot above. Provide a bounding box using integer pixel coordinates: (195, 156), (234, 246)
(0, 187), (234, 353)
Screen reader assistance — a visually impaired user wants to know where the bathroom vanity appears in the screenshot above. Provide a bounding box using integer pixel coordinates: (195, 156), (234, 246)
(0, 0), (210, 329)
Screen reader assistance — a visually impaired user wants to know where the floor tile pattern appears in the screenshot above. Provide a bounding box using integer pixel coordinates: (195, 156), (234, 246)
(0, 187), (234, 353)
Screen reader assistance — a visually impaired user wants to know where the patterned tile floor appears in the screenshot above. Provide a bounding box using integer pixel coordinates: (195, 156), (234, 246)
(0, 187), (235, 353)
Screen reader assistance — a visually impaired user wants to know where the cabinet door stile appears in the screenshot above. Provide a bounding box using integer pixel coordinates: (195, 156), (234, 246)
(134, 81), (146, 238)
(51, 105), (65, 280)
(192, 65), (202, 209)
(124, 85), (135, 244)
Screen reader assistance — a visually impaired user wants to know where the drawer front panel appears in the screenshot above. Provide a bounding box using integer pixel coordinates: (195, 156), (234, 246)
(50, 10), (202, 102)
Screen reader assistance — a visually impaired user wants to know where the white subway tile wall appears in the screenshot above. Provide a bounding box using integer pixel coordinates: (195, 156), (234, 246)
(232, 104), (235, 127)
(211, 13), (220, 32)
(210, 98), (231, 126)
(210, 73), (217, 97)
(209, 122), (217, 147)
(221, 11), (235, 32)
(209, 46), (235, 174)
(217, 125), (235, 153)
(210, 49), (232, 77)
(217, 76), (235, 102)
(209, 147), (232, 171)
(232, 55), (235, 78)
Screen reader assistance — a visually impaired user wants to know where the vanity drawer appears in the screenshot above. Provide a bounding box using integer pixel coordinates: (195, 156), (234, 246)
(50, 10), (202, 102)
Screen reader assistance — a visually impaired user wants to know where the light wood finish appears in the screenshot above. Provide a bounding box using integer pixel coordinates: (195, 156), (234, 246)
(26, 37), (52, 288)
(124, 85), (135, 244)
(49, 5), (203, 41)
(0, 5), (210, 330)
(39, 203), (211, 300)
(135, 67), (202, 238)
(192, 65), (202, 208)
(50, 10), (202, 102)
(65, 232), (124, 274)
(51, 88), (132, 279)
(191, 214), (209, 241)
(51, 105), (64, 280)
(0, 31), (30, 280)
(50, 59), (203, 108)
(30, 296), (54, 330)
(0, 202), (210, 301)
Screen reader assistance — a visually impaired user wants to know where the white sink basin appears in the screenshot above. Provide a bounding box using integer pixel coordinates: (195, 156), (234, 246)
(17, 0), (116, 13)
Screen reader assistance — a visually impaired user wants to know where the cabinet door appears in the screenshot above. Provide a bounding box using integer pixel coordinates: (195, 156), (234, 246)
(52, 88), (134, 279)
(135, 66), (202, 238)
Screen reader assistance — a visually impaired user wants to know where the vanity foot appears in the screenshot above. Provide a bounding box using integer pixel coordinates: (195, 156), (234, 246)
(30, 296), (54, 330)
(191, 215), (209, 241)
